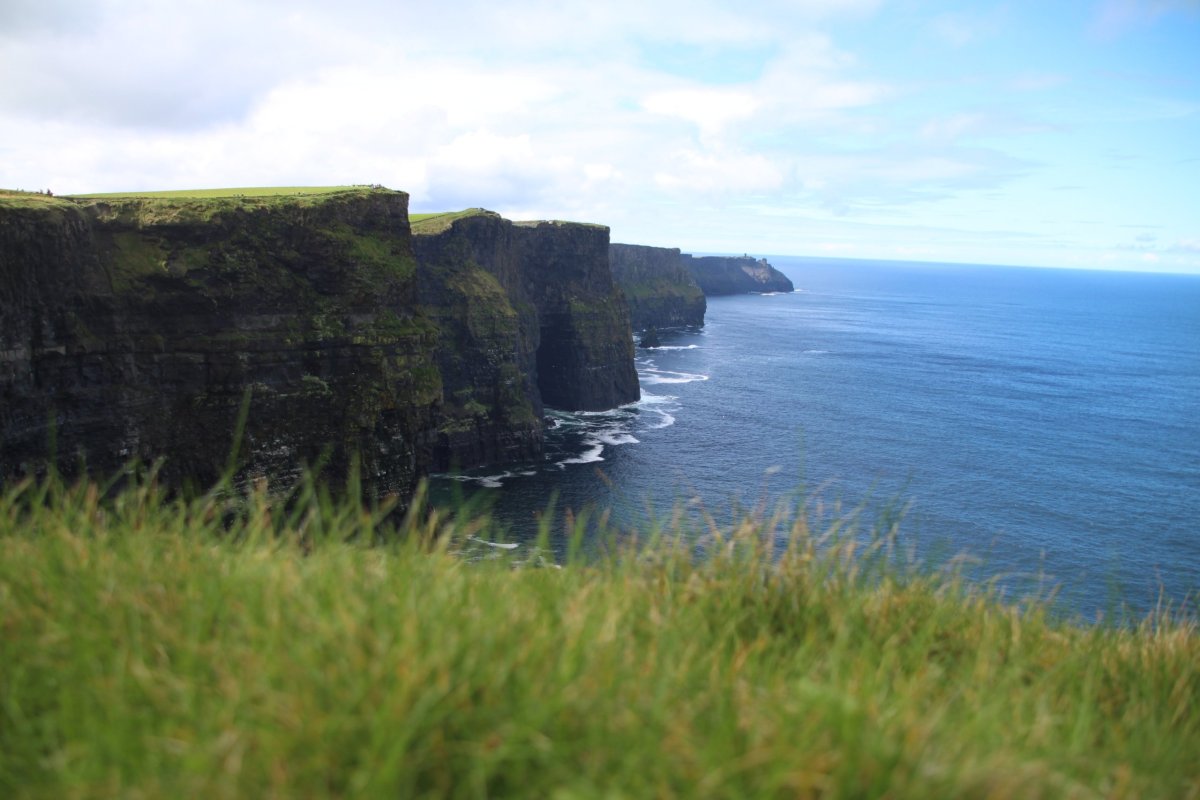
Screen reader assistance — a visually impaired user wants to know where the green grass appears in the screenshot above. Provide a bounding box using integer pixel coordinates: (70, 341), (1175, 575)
(0, 190), (76, 210)
(409, 208), (494, 235)
(68, 186), (366, 199)
(2, 186), (400, 225)
(1, 473), (1197, 798)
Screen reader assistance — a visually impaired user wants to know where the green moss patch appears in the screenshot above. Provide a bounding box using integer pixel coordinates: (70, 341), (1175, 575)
(409, 208), (495, 235)
(69, 186), (364, 199)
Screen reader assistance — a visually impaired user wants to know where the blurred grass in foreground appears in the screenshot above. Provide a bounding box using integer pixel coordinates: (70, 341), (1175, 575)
(0, 470), (1196, 799)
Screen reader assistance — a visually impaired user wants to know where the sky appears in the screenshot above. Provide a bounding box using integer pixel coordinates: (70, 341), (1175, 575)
(2, 0), (1198, 273)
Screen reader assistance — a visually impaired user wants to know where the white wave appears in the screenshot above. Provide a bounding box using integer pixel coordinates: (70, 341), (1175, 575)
(643, 344), (699, 351)
(802, 349), (829, 355)
(575, 408), (622, 417)
(545, 410), (586, 427)
(598, 431), (639, 446)
(558, 442), (605, 466)
(468, 536), (520, 550)
(640, 369), (710, 385)
(637, 391), (678, 405)
(634, 391), (679, 430)
(477, 474), (508, 488)
(644, 408), (676, 429)
(440, 466), (540, 488)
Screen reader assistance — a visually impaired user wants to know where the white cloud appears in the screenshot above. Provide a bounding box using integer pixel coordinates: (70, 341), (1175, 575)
(1, 0), (1196, 272)
(642, 88), (760, 135)
(653, 148), (783, 193)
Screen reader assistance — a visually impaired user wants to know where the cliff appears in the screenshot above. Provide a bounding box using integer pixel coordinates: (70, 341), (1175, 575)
(682, 254), (793, 295)
(609, 243), (706, 330)
(411, 210), (639, 421)
(0, 189), (639, 496)
(0, 188), (439, 496)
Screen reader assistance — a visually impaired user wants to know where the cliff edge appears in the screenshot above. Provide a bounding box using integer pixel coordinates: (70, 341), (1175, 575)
(682, 254), (793, 295)
(0, 187), (438, 495)
(411, 210), (639, 421)
(0, 189), (640, 497)
(609, 243), (706, 331)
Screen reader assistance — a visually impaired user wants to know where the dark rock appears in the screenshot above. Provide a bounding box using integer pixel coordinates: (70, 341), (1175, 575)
(0, 191), (642, 499)
(412, 211), (639, 418)
(682, 254), (793, 295)
(0, 188), (437, 497)
(609, 243), (706, 330)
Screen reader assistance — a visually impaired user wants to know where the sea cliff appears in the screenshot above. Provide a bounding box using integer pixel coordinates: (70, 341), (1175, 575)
(0, 189), (638, 497)
(682, 254), (793, 295)
(609, 243), (706, 331)
(411, 209), (639, 469)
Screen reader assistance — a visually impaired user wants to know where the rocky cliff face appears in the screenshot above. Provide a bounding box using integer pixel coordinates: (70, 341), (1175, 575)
(411, 211), (639, 421)
(408, 211), (543, 472)
(0, 189), (438, 495)
(682, 254), (794, 295)
(609, 243), (706, 330)
(1, 190), (640, 496)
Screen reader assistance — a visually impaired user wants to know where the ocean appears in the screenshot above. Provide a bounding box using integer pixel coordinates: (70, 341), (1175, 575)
(433, 256), (1200, 618)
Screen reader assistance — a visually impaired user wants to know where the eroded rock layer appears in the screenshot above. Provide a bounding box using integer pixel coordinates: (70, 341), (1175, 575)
(411, 211), (639, 420)
(682, 254), (794, 295)
(0, 190), (639, 496)
(609, 243), (706, 330)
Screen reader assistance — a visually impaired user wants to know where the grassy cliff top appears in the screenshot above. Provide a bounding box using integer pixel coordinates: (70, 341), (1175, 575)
(512, 218), (607, 230)
(68, 186), (368, 199)
(410, 208), (607, 236)
(408, 208), (497, 235)
(0, 186), (402, 217)
(0, 189), (77, 210)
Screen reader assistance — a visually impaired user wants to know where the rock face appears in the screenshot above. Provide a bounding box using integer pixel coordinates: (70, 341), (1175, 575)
(0, 189), (439, 496)
(408, 211), (543, 472)
(682, 254), (793, 295)
(0, 190), (639, 495)
(411, 210), (639, 420)
(609, 243), (706, 330)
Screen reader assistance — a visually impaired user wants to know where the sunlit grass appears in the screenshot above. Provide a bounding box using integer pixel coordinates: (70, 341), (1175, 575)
(409, 208), (492, 234)
(1, 471), (1196, 798)
(67, 186), (364, 199)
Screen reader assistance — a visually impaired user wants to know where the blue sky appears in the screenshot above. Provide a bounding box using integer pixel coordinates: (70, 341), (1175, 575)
(2, 0), (1197, 272)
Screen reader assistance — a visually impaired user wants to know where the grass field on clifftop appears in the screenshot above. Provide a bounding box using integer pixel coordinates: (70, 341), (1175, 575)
(409, 208), (494, 234)
(1, 475), (1197, 798)
(68, 186), (363, 199)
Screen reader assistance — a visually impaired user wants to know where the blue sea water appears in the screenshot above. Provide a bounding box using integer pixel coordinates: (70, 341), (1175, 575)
(435, 257), (1200, 618)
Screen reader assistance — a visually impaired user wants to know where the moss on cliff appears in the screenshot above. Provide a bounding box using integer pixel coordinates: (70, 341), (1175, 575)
(0, 190), (78, 211)
(413, 210), (638, 415)
(409, 212), (544, 469)
(2, 187), (646, 497)
(682, 253), (794, 295)
(409, 208), (494, 235)
(72, 186), (361, 198)
(0, 187), (441, 500)
(609, 243), (706, 330)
